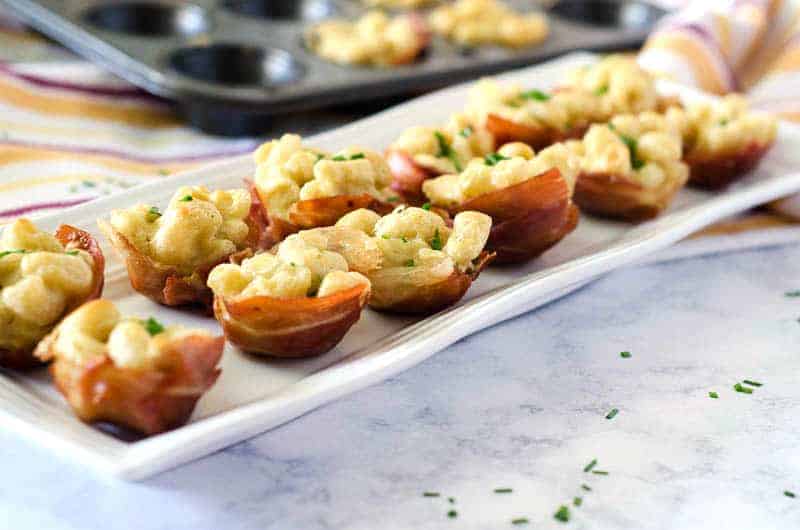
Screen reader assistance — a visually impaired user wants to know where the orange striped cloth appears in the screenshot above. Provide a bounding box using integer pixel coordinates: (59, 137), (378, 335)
(0, 12), (258, 222)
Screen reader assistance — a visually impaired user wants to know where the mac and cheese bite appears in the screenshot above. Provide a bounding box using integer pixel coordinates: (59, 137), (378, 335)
(422, 142), (580, 263)
(466, 79), (600, 150)
(0, 219), (104, 369)
(253, 134), (398, 241)
(429, 0), (549, 48)
(35, 300), (223, 435)
(680, 95), (777, 189)
(100, 185), (262, 310)
(208, 227), (377, 357)
(386, 114), (494, 200)
(335, 206), (492, 313)
(569, 111), (689, 220)
(307, 10), (429, 67)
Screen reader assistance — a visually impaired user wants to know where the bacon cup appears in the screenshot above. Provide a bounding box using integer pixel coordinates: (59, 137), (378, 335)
(335, 206), (493, 314)
(252, 134), (399, 243)
(387, 114), (494, 202)
(306, 10), (429, 67)
(570, 112), (689, 221)
(34, 300), (223, 435)
(680, 95), (777, 190)
(422, 142), (579, 264)
(0, 219), (104, 370)
(99, 186), (263, 311)
(208, 227), (379, 358)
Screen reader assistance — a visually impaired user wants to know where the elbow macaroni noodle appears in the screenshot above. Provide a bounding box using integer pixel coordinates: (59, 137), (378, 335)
(0, 219), (95, 352)
(108, 186), (251, 273)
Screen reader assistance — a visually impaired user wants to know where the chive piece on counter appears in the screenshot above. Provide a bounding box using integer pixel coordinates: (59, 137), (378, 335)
(554, 505), (570, 523)
(734, 382), (753, 394)
(583, 459), (598, 473)
(143, 317), (165, 336)
(785, 491), (796, 498)
(709, 391), (719, 399)
(421, 202), (432, 211)
(785, 290), (800, 297)
(743, 380), (763, 387)
(581, 484), (591, 492)
(592, 470), (609, 476)
(511, 518), (529, 525)
(448, 497), (455, 504)
(494, 488), (513, 494)
(605, 408), (619, 420)
(423, 492), (440, 497)
(620, 351), (632, 358)
(573, 497), (583, 507)
(447, 510), (458, 519)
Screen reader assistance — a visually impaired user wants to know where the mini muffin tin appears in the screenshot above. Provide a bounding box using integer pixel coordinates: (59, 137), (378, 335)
(1, 0), (666, 136)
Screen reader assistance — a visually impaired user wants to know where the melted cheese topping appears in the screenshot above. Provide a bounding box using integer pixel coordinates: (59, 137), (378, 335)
(207, 227), (374, 300)
(561, 55), (660, 120)
(466, 78), (601, 134)
(308, 10), (426, 67)
(682, 95), (777, 158)
(108, 186), (251, 274)
(390, 113), (494, 174)
(336, 206), (491, 273)
(52, 299), (206, 370)
(254, 134), (395, 221)
(569, 111), (688, 188)
(0, 219), (94, 352)
(429, 0), (549, 48)
(422, 142), (579, 206)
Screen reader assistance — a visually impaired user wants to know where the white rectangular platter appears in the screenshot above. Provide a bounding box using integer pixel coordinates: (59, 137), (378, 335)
(3, 53), (800, 480)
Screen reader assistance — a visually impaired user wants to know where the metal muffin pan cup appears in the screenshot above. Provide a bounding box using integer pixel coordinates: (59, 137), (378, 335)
(1, 0), (667, 136)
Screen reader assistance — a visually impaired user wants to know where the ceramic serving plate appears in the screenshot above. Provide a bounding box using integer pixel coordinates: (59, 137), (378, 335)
(3, 52), (800, 481)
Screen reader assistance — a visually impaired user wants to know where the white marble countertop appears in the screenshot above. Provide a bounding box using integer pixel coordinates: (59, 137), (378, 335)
(3, 238), (800, 530)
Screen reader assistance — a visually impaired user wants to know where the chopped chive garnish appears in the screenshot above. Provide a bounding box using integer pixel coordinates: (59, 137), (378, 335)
(331, 153), (365, 161)
(0, 249), (29, 259)
(146, 206), (162, 222)
(484, 153), (510, 166)
(785, 491), (796, 498)
(521, 89), (550, 101)
(179, 195), (193, 202)
(581, 484), (592, 492)
(494, 488), (513, 494)
(349, 153), (365, 160)
(734, 382), (753, 394)
(592, 470), (609, 475)
(459, 126), (474, 138)
(421, 202), (432, 211)
(785, 290), (800, 297)
(595, 85), (608, 96)
(401, 236), (409, 243)
(573, 497), (583, 507)
(423, 492), (440, 497)
(605, 408), (619, 420)
(405, 259), (415, 267)
(434, 131), (462, 171)
(743, 380), (762, 387)
(447, 510), (458, 518)
(511, 518), (529, 525)
(448, 497), (455, 504)
(583, 459), (598, 473)
(554, 505), (570, 523)
(82, 180), (96, 187)
(382, 234), (391, 239)
(620, 351), (632, 358)
(387, 196), (400, 202)
(608, 124), (645, 170)
(431, 229), (443, 250)
(157, 168), (169, 176)
(719, 118), (729, 126)
(143, 317), (165, 336)
(709, 391), (719, 399)
(66, 250), (80, 256)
